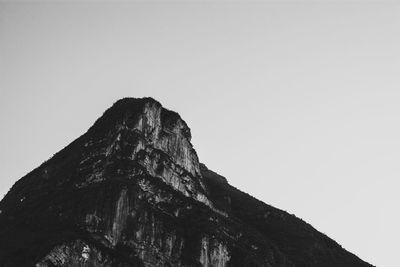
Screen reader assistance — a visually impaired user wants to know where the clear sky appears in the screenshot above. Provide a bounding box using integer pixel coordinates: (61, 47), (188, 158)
(1, 1), (399, 266)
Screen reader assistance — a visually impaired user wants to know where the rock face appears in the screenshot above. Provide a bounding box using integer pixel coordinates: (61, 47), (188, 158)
(0, 97), (373, 267)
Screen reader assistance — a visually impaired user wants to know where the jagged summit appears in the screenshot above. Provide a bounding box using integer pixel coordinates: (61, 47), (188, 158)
(0, 97), (373, 267)
(89, 97), (192, 140)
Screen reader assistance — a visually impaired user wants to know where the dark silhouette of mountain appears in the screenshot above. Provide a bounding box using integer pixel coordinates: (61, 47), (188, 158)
(0, 97), (373, 267)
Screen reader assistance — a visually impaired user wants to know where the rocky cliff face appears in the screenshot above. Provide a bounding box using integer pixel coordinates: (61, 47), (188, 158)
(0, 97), (373, 267)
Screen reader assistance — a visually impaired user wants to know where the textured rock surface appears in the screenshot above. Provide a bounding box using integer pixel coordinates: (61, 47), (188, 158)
(0, 97), (373, 267)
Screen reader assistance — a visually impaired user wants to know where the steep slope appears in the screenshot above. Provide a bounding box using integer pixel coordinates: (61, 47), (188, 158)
(201, 165), (372, 267)
(0, 97), (373, 267)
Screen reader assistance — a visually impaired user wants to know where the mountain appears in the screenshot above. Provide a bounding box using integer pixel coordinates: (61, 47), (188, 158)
(0, 97), (373, 267)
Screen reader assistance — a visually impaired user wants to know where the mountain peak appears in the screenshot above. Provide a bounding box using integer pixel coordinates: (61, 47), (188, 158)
(77, 97), (206, 202)
(89, 97), (192, 141)
(0, 97), (373, 267)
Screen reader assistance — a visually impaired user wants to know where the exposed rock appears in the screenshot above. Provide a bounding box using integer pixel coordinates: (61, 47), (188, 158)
(0, 97), (373, 267)
(36, 240), (131, 267)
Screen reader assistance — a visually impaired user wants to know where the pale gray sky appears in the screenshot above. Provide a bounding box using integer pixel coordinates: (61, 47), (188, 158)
(1, 2), (399, 266)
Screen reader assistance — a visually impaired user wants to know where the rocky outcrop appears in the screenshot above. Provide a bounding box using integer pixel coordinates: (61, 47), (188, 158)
(77, 99), (209, 206)
(0, 97), (373, 267)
